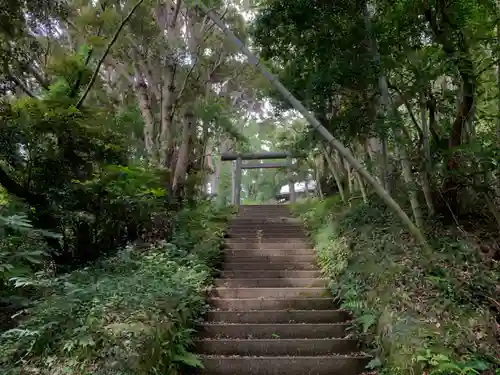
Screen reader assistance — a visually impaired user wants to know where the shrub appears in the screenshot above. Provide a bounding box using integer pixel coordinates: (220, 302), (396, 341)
(53, 165), (168, 268)
(0, 212), (54, 332)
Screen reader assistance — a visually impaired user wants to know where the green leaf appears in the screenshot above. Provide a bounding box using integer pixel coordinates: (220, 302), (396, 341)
(172, 352), (204, 368)
(367, 357), (382, 369)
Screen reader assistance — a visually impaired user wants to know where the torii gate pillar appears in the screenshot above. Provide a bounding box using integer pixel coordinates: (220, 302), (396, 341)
(231, 156), (242, 205)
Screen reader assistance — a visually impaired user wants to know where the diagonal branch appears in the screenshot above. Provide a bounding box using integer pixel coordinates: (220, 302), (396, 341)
(76, 0), (145, 109)
(8, 74), (36, 97)
(174, 60), (198, 107)
(70, 4), (107, 99)
(23, 64), (50, 90)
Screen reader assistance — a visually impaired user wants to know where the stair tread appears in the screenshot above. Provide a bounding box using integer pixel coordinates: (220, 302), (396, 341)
(209, 297), (333, 300)
(196, 338), (355, 342)
(198, 354), (369, 358)
(212, 287), (328, 293)
(201, 322), (349, 325)
(197, 354), (371, 375)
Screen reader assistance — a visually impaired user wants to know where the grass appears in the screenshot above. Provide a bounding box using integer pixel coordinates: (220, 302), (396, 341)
(0, 202), (231, 375)
(292, 195), (500, 375)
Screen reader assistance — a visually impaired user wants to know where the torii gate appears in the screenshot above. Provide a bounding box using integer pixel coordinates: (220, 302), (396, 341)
(221, 152), (297, 206)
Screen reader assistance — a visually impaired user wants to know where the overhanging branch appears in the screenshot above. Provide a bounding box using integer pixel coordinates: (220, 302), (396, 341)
(76, 0), (145, 109)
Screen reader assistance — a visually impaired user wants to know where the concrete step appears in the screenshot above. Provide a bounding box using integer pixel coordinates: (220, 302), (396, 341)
(227, 235), (309, 241)
(205, 310), (351, 324)
(199, 323), (349, 339)
(224, 255), (316, 263)
(230, 215), (300, 220)
(195, 338), (358, 356)
(229, 219), (302, 226)
(209, 297), (336, 311)
(228, 224), (305, 230)
(231, 215), (300, 219)
(222, 262), (318, 271)
(225, 241), (311, 250)
(237, 207), (290, 209)
(226, 235), (309, 241)
(235, 212), (292, 217)
(227, 224), (305, 229)
(214, 278), (328, 288)
(212, 287), (329, 299)
(224, 248), (314, 256)
(227, 232), (307, 237)
(228, 224), (305, 228)
(220, 270), (322, 278)
(238, 206), (291, 212)
(196, 355), (371, 375)
(226, 233), (309, 239)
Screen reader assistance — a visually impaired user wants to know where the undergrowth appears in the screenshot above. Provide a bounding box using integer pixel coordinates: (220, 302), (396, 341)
(0, 201), (230, 375)
(293, 196), (500, 375)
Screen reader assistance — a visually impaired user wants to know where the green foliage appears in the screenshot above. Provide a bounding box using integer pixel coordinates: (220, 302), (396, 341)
(0, 77), (169, 267)
(0, 213), (52, 291)
(252, 0), (376, 141)
(415, 349), (491, 375)
(293, 196), (500, 374)
(0, 202), (229, 375)
(64, 165), (169, 264)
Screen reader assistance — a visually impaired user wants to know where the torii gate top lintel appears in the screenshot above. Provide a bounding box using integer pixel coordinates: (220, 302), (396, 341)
(221, 151), (299, 206)
(221, 152), (297, 161)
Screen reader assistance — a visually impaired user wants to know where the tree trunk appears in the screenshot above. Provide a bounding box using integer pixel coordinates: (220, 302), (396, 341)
(497, 5), (500, 144)
(158, 1), (182, 168)
(323, 148), (347, 204)
(159, 68), (176, 167)
(346, 161), (353, 200)
(395, 126), (424, 228)
(420, 93), (436, 215)
(423, 2), (475, 211)
(363, 5), (390, 191)
(364, 2), (422, 228)
(355, 172), (368, 203)
(172, 110), (195, 192)
(133, 69), (156, 158)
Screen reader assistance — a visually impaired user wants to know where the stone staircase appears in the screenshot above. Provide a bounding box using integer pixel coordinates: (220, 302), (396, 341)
(195, 205), (369, 375)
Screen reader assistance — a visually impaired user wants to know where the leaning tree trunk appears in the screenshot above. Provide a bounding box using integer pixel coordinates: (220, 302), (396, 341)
(194, 1), (431, 253)
(323, 147), (347, 204)
(420, 92), (435, 215)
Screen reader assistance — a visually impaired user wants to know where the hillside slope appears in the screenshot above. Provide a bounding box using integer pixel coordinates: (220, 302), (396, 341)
(293, 196), (500, 374)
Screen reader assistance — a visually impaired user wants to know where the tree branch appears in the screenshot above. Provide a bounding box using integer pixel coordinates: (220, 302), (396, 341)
(388, 81), (424, 145)
(171, 0), (182, 27)
(172, 60), (198, 114)
(70, 4), (107, 99)
(24, 63), (50, 90)
(76, 0), (145, 109)
(8, 74), (36, 97)
(0, 163), (39, 205)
